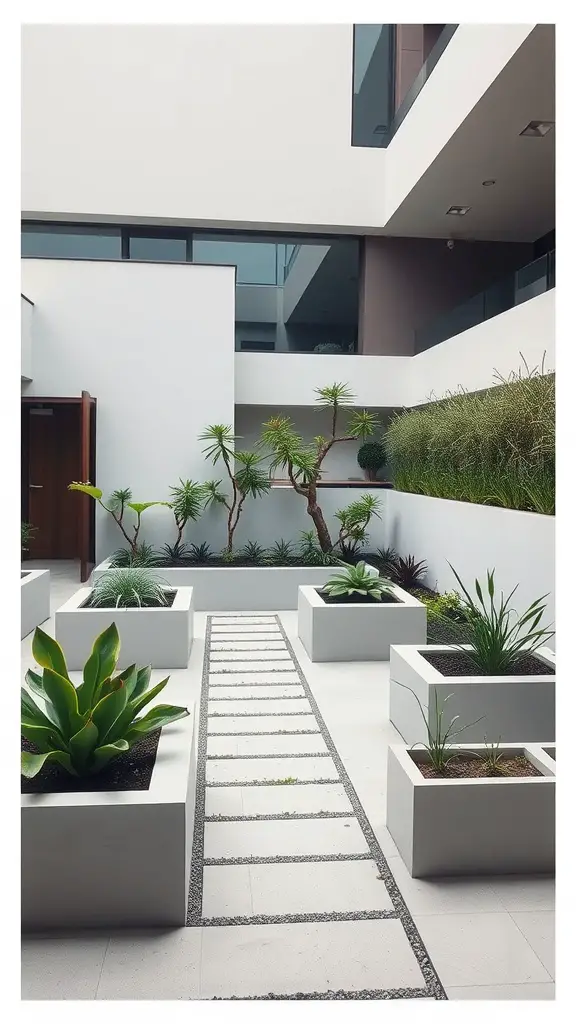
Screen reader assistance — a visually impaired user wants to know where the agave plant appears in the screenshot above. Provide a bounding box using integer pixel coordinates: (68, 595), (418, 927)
(390, 554), (428, 589)
(110, 542), (161, 567)
(322, 561), (393, 601)
(160, 540), (191, 565)
(448, 565), (555, 674)
(188, 541), (213, 564)
(21, 624), (189, 778)
(375, 546), (398, 576)
(266, 539), (295, 565)
(239, 540), (267, 564)
(89, 568), (169, 608)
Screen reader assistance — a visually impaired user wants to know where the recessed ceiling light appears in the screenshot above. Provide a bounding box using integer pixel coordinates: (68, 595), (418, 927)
(446, 205), (471, 216)
(519, 120), (555, 137)
(373, 124), (388, 134)
(482, 179), (496, 187)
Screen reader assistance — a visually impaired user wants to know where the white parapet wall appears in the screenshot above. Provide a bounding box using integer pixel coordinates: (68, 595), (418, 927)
(384, 491), (555, 632)
(21, 294), (34, 380)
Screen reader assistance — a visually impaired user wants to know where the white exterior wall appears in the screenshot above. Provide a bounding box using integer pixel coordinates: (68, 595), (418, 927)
(21, 295), (34, 380)
(20, 259), (235, 562)
(385, 492), (555, 633)
(22, 24), (385, 231)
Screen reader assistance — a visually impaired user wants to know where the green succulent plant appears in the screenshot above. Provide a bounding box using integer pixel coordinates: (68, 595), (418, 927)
(239, 540), (267, 564)
(188, 541), (213, 564)
(266, 539), (295, 565)
(110, 542), (161, 567)
(357, 440), (386, 479)
(21, 521), (37, 552)
(89, 568), (169, 608)
(21, 623), (189, 779)
(322, 560), (393, 600)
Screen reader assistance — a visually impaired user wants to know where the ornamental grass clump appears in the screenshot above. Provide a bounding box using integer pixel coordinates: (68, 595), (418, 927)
(384, 358), (554, 514)
(449, 565), (555, 674)
(322, 561), (393, 601)
(21, 623), (189, 778)
(89, 568), (169, 608)
(396, 683), (483, 773)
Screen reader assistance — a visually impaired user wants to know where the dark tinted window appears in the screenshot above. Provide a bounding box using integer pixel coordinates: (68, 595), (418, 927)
(128, 234), (188, 262)
(21, 224), (122, 259)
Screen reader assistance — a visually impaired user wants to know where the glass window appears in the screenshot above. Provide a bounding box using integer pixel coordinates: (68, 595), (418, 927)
(128, 233), (188, 262)
(352, 25), (395, 147)
(193, 235), (278, 284)
(21, 223), (122, 259)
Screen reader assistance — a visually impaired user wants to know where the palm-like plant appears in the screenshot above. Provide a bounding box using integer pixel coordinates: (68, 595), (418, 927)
(69, 483), (170, 558)
(169, 479), (208, 549)
(89, 568), (169, 608)
(200, 425), (271, 554)
(449, 565), (554, 674)
(259, 383), (379, 552)
(334, 494), (382, 556)
(322, 561), (393, 601)
(21, 623), (188, 779)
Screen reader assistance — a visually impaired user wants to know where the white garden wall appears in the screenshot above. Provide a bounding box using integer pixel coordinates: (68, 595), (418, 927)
(385, 491), (555, 633)
(20, 258), (235, 563)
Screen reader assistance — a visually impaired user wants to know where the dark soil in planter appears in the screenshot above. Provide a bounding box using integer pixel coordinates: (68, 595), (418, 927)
(416, 754), (543, 780)
(318, 590), (400, 605)
(21, 731), (160, 794)
(421, 650), (554, 677)
(84, 591), (176, 609)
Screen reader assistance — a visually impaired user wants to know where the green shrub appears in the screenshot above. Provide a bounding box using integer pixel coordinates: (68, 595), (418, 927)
(89, 568), (169, 608)
(384, 361), (554, 514)
(21, 623), (189, 778)
(357, 440), (386, 478)
(322, 561), (393, 601)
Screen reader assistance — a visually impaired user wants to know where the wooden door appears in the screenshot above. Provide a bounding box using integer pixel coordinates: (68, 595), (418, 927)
(79, 391), (96, 582)
(27, 404), (81, 558)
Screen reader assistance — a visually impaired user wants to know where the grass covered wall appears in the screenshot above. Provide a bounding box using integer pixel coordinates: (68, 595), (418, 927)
(384, 364), (555, 515)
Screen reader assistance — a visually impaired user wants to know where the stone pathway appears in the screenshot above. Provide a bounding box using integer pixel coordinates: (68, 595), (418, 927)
(187, 614), (446, 1000)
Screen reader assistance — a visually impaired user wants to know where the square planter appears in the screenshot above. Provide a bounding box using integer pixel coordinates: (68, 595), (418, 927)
(21, 568), (50, 639)
(22, 679), (197, 930)
(386, 743), (555, 877)
(297, 583), (426, 662)
(92, 560), (339, 611)
(389, 644), (555, 744)
(55, 586), (194, 670)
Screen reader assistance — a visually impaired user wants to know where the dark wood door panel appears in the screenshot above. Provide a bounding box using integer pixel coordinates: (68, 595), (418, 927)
(28, 404), (81, 558)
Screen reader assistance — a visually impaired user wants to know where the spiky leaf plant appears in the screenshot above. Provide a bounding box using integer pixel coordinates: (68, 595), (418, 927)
(169, 479), (208, 548)
(265, 539), (295, 565)
(69, 483), (170, 556)
(200, 425), (271, 554)
(109, 542), (161, 568)
(160, 540), (192, 565)
(89, 568), (169, 608)
(376, 546), (398, 576)
(322, 561), (393, 601)
(390, 554), (428, 589)
(449, 565), (554, 674)
(21, 623), (189, 778)
(334, 494), (381, 555)
(299, 530), (338, 566)
(239, 541), (267, 564)
(394, 682), (483, 773)
(188, 542), (213, 564)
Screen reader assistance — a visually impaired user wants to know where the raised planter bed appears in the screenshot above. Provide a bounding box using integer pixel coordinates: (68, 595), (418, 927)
(55, 586), (193, 670)
(297, 583), (426, 662)
(389, 644), (555, 744)
(21, 568), (50, 639)
(92, 560), (340, 611)
(386, 743), (555, 877)
(21, 680), (197, 930)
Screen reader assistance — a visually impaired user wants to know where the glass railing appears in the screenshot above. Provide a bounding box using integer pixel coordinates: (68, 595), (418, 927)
(415, 250), (555, 354)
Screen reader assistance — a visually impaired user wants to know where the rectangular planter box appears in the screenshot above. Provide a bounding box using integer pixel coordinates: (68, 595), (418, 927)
(55, 586), (193, 670)
(297, 583), (426, 662)
(387, 743), (555, 877)
(92, 560), (339, 611)
(389, 644), (555, 744)
(22, 682), (198, 930)
(21, 569), (50, 639)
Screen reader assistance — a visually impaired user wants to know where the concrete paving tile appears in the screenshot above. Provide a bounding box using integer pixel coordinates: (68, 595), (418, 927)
(212, 624), (281, 633)
(206, 755), (337, 784)
(210, 649), (293, 661)
(96, 928), (202, 1000)
(207, 713), (316, 733)
(489, 876), (555, 912)
(209, 661), (296, 674)
(199, 919), (426, 997)
(385, 856), (507, 916)
(413, 913), (553, 987)
(249, 859), (394, 916)
(204, 817), (369, 859)
(209, 670), (300, 686)
(207, 732), (328, 757)
(446, 983), (555, 1000)
(203, 865), (252, 918)
(208, 698), (311, 716)
(237, 782), (354, 817)
(510, 912), (555, 978)
(22, 936), (109, 999)
(210, 640), (287, 651)
(204, 786), (245, 817)
(208, 684), (305, 699)
(211, 617), (277, 625)
(209, 631), (283, 641)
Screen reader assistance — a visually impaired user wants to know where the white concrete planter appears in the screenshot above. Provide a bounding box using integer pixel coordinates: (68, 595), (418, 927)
(22, 681), (197, 930)
(21, 569), (50, 639)
(55, 586), (193, 670)
(93, 560), (341, 610)
(297, 583), (426, 662)
(386, 743), (555, 878)
(389, 644), (555, 744)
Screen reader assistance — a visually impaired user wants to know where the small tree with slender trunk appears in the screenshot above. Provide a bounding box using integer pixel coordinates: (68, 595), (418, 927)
(259, 383), (380, 552)
(199, 425), (271, 555)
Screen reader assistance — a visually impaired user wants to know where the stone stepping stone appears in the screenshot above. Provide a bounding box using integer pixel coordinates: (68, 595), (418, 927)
(210, 641), (288, 652)
(207, 714), (316, 734)
(210, 649), (292, 661)
(199, 919), (427, 998)
(212, 624), (281, 633)
(209, 661), (295, 674)
(204, 782), (352, 819)
(202, 858), (394, 919)
(208, 684), (305, 700)
(207, 732), (329, 757)
(211, 617), (277, 625)
(206, 754), (337, 785)
(207, 698), (312, 717)
(203, 817), (369, 860)
(208, 632), (283, 642)
(208, 671), (300, 687)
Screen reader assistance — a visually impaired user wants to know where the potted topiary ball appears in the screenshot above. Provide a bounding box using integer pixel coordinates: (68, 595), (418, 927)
(357, 440), (386, 481)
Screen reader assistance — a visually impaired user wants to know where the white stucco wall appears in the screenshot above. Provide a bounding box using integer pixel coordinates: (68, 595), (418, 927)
(21, 24), (385, 231)
(21, 294), (34, 380)
(20, 258), (235, 562)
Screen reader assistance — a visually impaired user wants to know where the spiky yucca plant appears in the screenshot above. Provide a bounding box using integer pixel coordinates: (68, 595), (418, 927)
(21, 623), (188, 778)
(200, 425), (271, 554)
(168, 479), (208, 548)
(89, 568), (169, 608)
